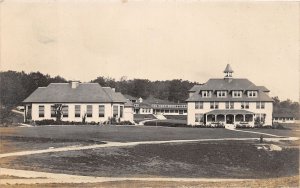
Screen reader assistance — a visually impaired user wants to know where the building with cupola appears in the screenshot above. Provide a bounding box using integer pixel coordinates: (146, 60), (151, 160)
(186, 64), (273, 127)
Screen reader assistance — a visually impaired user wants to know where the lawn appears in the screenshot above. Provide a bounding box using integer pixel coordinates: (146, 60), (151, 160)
(0, 141), (298, 179)
(0, 125), (296, 153)
(0, 125), (299, 187)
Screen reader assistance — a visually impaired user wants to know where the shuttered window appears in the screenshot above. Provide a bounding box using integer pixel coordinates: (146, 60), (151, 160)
(99, 105), (105, 117)
(75, 105), (81, 117)
(39, 105), (44, 117)
(62, 105), (69, 117)
(51, 105), (56, 118)
(87, 105), (93, 117)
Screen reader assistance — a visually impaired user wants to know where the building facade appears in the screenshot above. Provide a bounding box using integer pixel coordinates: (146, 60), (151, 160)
(186, 64), (273, 127)
(23, 82), (134, 123)
(126, 96), (187, 115)
(273, 112), (295, 124)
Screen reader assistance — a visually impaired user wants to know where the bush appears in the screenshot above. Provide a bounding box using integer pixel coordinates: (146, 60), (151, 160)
(115, 121), (135, 125)
(144, 121), (187, 127)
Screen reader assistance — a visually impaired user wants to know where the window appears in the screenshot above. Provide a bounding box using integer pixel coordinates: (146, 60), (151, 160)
(245, 102), (249, 109)
(210, 102), (214, 109)
(113, 105), (118, 117)
(256, 102), (265, 109)
(99, 105), (105, 117)
(261, 102), (265, 109)
(248, 91), (258, 98)
(256, 102), (260, 109)
(51, 105), (56, 118)
(62, 105), (69, 117)
(195, 113), (204, 123)
(120, 106), (123, 118)
(39, 105), (44, 117)
(217, 91), (227, 98)
(232, 91), (242, 98)
(195, 102), (203, 109)
(225, 102), (234, 109)
(210, 102), (218, 109)
(202, 91), (211, 98)
(87, 105), (93, 117)
(241, 102), (249, 109)
(75, 105), (81, 117)
(214, 102), (219, 109)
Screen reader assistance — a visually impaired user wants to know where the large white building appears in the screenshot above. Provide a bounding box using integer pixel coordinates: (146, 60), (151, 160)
(23, 81), (134, 123)
(186, 64), (273, 127)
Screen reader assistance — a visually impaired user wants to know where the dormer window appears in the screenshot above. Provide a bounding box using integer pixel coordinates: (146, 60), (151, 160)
(202, 91), (211, 98)
(217, 91), (227, 98)
(248, 91), (258, 98)
(232, 91), (242, 98)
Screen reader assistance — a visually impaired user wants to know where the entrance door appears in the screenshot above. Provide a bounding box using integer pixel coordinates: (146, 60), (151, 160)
(226, 115), (234, 124)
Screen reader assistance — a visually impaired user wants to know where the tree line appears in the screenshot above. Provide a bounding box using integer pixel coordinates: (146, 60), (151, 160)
(0, 71), (197, 107)
(0, 71), (299, 119)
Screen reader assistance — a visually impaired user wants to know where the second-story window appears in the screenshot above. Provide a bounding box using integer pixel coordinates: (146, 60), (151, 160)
(256, 102), (265, 109)
(241, 102), (249, 109)
(195, 102), (203, 109)
(225, 102), (234, 109)
(210, 102), (218, 109)
(214, 102), (219, 109)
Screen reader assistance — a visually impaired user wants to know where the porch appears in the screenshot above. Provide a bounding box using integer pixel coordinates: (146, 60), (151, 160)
(205, 110), (255, 127)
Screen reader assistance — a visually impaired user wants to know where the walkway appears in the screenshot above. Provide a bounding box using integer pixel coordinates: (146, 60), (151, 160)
(0, 167), (254, 185)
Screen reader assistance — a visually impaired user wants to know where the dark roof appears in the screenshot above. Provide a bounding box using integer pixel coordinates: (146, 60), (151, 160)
(123, 94), (138, 101)
(197, 78), (259, 91)
(207, 109), (254, 115)
(144, 96), (185, 105)
(188, 85), (203, 92)
(135, 102), (152, 109)
(224, 64), (234, 73)
(257, 86), (270, 92)
(23, 83), (126, 103)
(273, 112), (295, 118)
(186, 78), (273, 102)
(102, 87), (127, 103)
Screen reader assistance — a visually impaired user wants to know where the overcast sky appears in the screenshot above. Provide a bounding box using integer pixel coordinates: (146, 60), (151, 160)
(1, 1), (299, 101)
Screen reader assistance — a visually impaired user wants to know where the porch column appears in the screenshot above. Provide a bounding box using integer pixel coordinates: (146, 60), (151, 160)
(224, 114), (227, 124)
(243, 115), (245, 122)
(205, 114), (208, 125)
(24, 105), (27, 122)
(233, 115), (236, 124)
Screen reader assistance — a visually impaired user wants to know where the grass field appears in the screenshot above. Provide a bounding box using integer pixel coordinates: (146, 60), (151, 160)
(0, 125), (299, 187)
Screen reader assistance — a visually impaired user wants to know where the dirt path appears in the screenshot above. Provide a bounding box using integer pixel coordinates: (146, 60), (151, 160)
(1, 137), (298, 159)
(0, 167), (255, 185)
(1, 129), (298, 185)
(226, 128), (284, 137)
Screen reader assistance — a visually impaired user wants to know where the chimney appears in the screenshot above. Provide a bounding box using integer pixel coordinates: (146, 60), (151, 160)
(138, 97), (143, 103)
(70, 81), (80, 89)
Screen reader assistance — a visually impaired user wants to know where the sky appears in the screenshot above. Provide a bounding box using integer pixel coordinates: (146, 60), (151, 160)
(0, 1), (299, 101)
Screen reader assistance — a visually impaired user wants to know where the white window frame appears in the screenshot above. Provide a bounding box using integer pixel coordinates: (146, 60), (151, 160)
(217, 91), (227, 98)
(202, 91), (211, 98)
(232, 91), (242, 98)
(248, 91), (258, 98)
